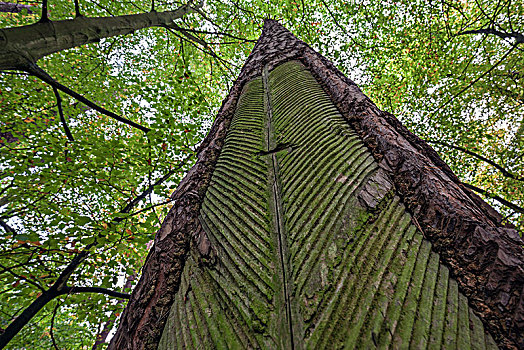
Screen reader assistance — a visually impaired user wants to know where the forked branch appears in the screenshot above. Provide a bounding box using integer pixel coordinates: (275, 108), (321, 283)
(27, 64), (151, 133)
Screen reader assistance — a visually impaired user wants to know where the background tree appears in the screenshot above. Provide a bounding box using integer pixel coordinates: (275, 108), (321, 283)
(0, 0), (522, 348)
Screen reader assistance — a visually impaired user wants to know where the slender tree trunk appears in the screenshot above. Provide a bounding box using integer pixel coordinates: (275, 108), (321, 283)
(0, 4), (195, 70)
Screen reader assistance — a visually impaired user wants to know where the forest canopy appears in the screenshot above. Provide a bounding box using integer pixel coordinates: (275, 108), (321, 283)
(0, 0), (522, 348)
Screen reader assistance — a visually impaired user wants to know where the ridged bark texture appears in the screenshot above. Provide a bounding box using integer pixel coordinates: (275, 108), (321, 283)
(113, 19), (523, 349)
(158, 60), (499, 349)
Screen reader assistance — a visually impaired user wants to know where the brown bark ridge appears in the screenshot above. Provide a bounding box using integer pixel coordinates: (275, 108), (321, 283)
(111, 19), (523, 349)
(0, 4), (194, 70)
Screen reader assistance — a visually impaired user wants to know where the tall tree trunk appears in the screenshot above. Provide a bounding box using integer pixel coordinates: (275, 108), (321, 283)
(110, 20), (524, 350)
(0, 4), (196, 70)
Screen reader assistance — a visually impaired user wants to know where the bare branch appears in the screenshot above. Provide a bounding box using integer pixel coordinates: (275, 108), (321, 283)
(0, 262), (45, 292)
(431, 44), (518, 116)
(0, 218), (15, 234)
(74, 0), (81, 17)
(39, 0), (49, 22)
(165, 26), (256, 42)
(50, 300), (61, 350)
(129, 200), (173, 218)
(163, 26), (237, 75)
(120, 157), (192, 215)
(0, 2), (34, 14)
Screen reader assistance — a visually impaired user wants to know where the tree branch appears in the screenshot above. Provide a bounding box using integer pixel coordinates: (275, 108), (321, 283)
(129, 200), (173, 218)
(52, 87), (74, 142)
(92, 274), (135, 349)
(432, 44), (518, 116)
(0, 156), (190, 348)
(119, 157), (191, 216)
(60, 286), (130, 299)
(427, 140), (523, 181)
(0, 2), (34, 14)
(39, 0), (49, 22)
(457, 28), (524, 44)
(463, 182), (524, 214)
(167, 26), (256, 42)
(50, 300), (60, 350)
(0, 218), (15, 234)
(0, 262), (45, 292)
(73, 0), (81, 17)
(163, 26), (237, 75)
(26, 64), (151, 133)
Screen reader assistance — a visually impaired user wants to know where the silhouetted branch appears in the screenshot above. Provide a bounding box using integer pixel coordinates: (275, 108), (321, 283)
(166, 26), (256, 42)
(26, 64), (151, 133)
(74, 0), (81, 17)
(0, 218), (15, 234)
(50, 300), (60, 350)
(92, 274), (135, 349)
(119, 158), (191, 215)
(427, 140), (523, 181)
(0, 159), (189, 348)
(432, 44), (518, 115)
(0, 2), (34, 14)
(163, 26), (237, 75)
(129, 200), (173, 217)
(0, 262), (45, 292)
(52, 87), (74, 142)
(60, 286), (130, 299)
(39, 0), (48, 22)
(463, 183), (524, 214)
(457, 28), (524, 44)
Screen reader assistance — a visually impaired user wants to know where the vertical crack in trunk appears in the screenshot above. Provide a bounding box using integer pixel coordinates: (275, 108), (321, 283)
(263, 65), (295, 350)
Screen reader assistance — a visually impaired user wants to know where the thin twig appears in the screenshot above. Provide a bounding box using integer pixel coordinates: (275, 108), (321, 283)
(60, 286), (130, 299)
(456, 28), (524, 44)
(431, 44), (518, 116)
(129, 200), (173, 217)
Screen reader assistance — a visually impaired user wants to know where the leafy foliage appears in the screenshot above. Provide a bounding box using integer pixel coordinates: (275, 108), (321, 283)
(0, 0), (522, 348)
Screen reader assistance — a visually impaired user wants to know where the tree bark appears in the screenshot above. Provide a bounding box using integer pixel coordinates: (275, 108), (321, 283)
(0, 4), (195, 70)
